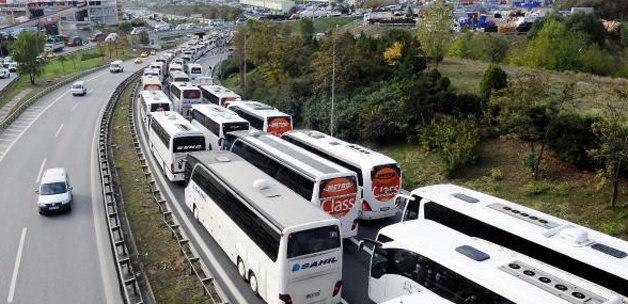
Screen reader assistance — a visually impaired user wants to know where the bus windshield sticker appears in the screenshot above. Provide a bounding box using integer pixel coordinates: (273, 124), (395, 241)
(267, 116), (292, 135)
(371, 166), (401, 202)
(319, 177), (357, 218)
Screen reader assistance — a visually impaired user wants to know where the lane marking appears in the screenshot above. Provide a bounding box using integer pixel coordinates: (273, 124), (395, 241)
(341, 298), (350, 304)
(71, 103), (79, 112)
(54, 123), (64, 138)
(348, 237), (372, 255)
(36, 158), (47, 183)
(7, 227), (27, 303)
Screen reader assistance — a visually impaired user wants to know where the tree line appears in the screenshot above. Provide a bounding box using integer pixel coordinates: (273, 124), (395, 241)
(221, 11), (628, 207)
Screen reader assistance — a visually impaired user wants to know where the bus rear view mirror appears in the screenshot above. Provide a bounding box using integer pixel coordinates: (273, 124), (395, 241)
(394, 194), (413, 209)
(358, 239), (381, 253)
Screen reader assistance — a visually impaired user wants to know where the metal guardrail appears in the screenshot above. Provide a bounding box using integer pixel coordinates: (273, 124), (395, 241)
(125, 82), (228, 304)
(0, 63), (109, 131)
(97, 68), (150, 304)
(0, 74), (21, 102)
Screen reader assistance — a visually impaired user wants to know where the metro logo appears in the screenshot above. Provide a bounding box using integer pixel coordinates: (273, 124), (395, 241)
(372, 167), (401, 202)
(320, 177), (357, 218)
(267, 117), (292, 135)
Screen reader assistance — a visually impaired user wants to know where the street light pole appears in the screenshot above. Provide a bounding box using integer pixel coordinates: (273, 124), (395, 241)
(330, 25), (338, 137)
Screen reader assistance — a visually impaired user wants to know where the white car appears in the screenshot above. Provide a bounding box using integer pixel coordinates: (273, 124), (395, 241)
(71, 81), (87, 96)
(36, 168), (73, 214)
(7, 62), (17, 72)
(0, 68), (9, 79)
(109, 60), (124, 73)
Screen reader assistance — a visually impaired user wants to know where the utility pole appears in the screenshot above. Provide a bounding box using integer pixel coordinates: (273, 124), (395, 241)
(330, 24), (338, 137)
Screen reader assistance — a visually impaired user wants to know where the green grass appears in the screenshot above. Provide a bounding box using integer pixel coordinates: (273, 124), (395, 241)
(375, 138), (628, 240)
(311, 16), (362, 33)
(111, 80), (210, 303)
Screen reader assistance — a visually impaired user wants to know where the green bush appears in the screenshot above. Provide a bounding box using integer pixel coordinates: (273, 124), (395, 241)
(80, 52), (103, 61)
(548, 113), (600, 169)
(419, 115), (481, 177)
(480, 64), (508, 100)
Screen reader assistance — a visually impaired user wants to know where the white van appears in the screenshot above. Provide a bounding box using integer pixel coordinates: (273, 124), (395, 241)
(36, 168), (73, 214)
(109, 60), (124, 73)
(71, 81), (87, 96)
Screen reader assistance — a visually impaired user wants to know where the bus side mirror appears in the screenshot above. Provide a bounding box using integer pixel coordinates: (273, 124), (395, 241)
(358, 239), (381, 253)
(394, 194), (413, 209)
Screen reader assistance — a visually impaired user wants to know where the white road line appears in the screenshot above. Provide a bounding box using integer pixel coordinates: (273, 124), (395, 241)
(341, 298), (350, 304)
(348, 237), (372, 255)
(71, 103), (79, 112)
(0, 138), (13, 142)
(7, 227), (27, 303)
(36, 158), (47, 183)
(54, 124), (64, 138)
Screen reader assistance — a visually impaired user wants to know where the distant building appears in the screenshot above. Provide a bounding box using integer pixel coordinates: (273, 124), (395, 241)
(0, 0), (118, 27)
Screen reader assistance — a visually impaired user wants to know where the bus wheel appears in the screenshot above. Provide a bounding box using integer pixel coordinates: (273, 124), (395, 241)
(237, 259), (246, 280)
(193, 205), (199, 222)
(162, 162), (167, 177)
(249, 271), (258, 295)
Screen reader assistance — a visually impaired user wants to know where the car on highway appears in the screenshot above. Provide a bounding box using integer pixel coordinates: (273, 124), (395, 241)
(71, 81), (87, 96)
(109, 60), (124, 73)
(91, 31), (105, 42)
(7, 62), (17, 72)
(0, 68), (9, 79)
(134, 57), (143, 64)
(140, 51), (148, 58)
(36, 167), (73, 214)
(67, 36), (84, 46)
(150, 50), (156, 56)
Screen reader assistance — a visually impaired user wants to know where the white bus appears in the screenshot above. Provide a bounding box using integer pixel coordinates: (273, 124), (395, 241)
(168, 71), (190, 85)
(190, 104), (249, 150)
(138, 90), (172, 130)
(227, 101), (292, 136)
(169, 82), (202, 118)
(140, 75), (163, 91)
(199, 85), (241, 107)
(398, 184), (628, 300)
(186, 63), (203, 80)
(282, 129), (402, 220)
(149, 61), (165, 83)
(184, 151), (343, 304)
(169, 63), (184, 75)
(148, 111), (206, 182)
(359, 220), (622, 304)
(223, 130), (360, 238)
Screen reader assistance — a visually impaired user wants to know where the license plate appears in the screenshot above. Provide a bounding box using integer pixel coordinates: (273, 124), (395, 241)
(380, 207), (390, 211)
(306, 290), (321, 300)
(49, 206), (59, 210)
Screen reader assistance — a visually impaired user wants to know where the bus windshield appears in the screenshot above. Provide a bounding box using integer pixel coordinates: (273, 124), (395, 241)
(144, 84), (162, 91)
(288, 225), (340, 258)
(173, 136), (205, 152)
(150, 103), (170, 112)
(183, 90), (201, 99)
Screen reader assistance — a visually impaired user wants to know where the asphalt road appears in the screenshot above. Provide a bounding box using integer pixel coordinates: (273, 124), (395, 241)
(139, 50), (403, 304)
(0, 58), (149, 303)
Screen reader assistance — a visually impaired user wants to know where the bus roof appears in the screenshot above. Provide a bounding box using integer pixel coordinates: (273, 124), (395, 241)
(170, 71), (190, 79)
(228, 101), (290, 119)
(151, 111), (203, 137)
(378, 220), (622, 304)
(198, 85), (241, 99)
(140, 90), (171, 105)
(411, 184), (628, 285)
(170, 81), (199, 91)
(187, 151), (337, 231)
(191, 104), (248, 124)
(283, 129), (399, 170)
(227, 130), (355, 179)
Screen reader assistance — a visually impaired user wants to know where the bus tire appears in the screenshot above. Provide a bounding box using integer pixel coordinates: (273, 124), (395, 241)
(193, 205), (199, 222)
(249, 271), (258, 296)
(237, 258), (246, 280)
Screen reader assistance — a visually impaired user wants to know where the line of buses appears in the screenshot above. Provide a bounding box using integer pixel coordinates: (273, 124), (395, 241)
(136, 44), (628, 304)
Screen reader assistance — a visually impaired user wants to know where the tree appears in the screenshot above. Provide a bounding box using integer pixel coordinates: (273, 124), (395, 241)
(564, 12), (607, 47)
(416, 0), (453, 68)
(479, 64), (508, 100)
(11, 30), (45, 85)
(490, 72), (568, 179)
(587, 90), (628, 208)
(57, 54), (67, 73)
(118, 21), (133, 35)
(138, 31), (149, 45)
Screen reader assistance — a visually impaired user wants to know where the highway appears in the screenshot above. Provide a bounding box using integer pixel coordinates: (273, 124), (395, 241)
(0, 58), (149, 303)
(133, 49), (401, 304)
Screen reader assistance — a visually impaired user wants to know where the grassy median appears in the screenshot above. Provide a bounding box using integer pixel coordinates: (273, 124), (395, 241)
(111, 79), (209, 303)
